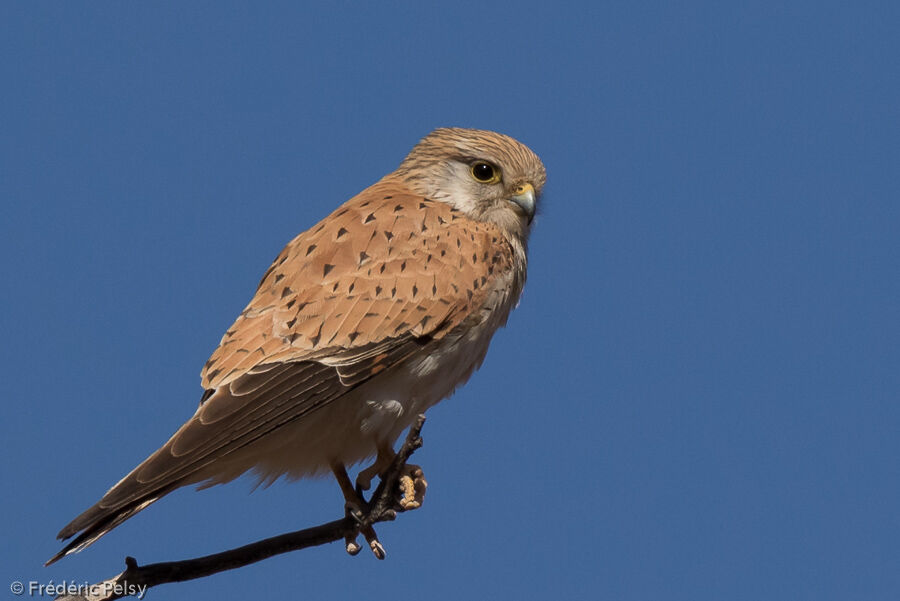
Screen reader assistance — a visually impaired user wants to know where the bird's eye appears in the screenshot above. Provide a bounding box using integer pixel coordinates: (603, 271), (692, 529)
(470, 161), (500, 184)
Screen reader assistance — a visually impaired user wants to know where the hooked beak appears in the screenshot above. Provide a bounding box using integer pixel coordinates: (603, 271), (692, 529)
(510, 183), (536, 224)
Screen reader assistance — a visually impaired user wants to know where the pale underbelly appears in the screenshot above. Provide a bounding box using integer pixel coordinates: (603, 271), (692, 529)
(194, 325), (495, 488)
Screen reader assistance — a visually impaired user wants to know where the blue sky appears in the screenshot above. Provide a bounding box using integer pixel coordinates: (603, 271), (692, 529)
(2, 2), (898, 600)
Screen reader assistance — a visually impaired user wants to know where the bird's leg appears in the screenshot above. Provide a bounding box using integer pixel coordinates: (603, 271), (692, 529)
(355, 443), (396, 492)
(332, 461), (360, 507)
(330, 462), (385, 559)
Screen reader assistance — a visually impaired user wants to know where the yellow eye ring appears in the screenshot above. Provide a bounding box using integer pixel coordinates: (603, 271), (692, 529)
(470, 161), (501, 184)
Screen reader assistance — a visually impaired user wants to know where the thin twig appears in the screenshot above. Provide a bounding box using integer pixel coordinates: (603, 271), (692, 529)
(54, 415), (427, 601)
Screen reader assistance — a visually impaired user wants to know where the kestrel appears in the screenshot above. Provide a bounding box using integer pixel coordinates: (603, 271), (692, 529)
(50, 127), (546, 564)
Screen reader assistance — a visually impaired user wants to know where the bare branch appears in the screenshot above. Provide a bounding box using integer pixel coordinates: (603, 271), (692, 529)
(54, 415), (427, 601)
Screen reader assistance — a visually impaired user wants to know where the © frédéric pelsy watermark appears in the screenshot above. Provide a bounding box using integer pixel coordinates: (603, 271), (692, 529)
(10, 579), (148, 599)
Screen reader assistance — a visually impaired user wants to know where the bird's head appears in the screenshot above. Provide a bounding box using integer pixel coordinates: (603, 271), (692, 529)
(392, 128), (546, 241)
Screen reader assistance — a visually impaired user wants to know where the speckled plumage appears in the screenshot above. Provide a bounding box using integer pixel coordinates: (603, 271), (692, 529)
(50, 128), (546, 564)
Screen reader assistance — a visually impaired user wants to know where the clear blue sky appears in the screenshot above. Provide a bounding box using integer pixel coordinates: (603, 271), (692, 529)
(2, 2), (898, 600)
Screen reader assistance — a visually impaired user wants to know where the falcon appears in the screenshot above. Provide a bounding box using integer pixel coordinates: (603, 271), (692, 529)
(49, 127), (546, 564)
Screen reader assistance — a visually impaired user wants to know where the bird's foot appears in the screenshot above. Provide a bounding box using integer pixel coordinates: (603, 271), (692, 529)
(331, 417), (428, 560)
(342, 463), (425, 558)
(356, 448), (427, 511)
(396, 464), (427, 511)
(331, 463), (425, 559)
(332, 462), (389, 559)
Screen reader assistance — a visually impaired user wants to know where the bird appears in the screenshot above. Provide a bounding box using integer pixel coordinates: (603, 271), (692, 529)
(49, 127), (546, 565)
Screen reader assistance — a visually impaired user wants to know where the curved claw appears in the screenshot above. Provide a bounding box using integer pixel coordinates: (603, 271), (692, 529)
(368, 538), (386, 560)
(344, 537), (361, 556)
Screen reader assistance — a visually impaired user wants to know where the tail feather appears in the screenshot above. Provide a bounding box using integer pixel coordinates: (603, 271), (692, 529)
(46, 484), (176, 566)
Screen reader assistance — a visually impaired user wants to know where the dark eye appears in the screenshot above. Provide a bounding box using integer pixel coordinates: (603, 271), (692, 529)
(470, 161), (500, 184)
